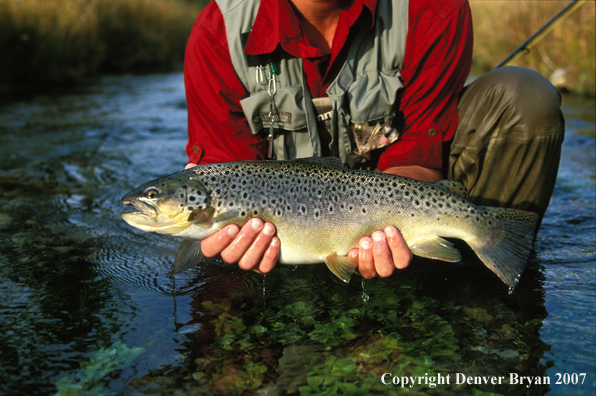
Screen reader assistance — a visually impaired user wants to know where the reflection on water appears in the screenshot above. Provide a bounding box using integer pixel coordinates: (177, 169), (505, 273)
(0, 74), (594, 395)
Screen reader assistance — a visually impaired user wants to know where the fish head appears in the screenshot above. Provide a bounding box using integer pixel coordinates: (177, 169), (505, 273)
(121, 171), (212, 235)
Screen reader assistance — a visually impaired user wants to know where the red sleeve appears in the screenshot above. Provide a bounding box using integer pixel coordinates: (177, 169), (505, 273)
(184, 3), (268, 165)
(377, 0), (473, 171)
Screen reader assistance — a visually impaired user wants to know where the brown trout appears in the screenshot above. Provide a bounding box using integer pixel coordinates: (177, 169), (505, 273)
(121, 158), (538, 287)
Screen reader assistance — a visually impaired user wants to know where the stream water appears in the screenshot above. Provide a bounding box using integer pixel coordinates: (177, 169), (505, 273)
(0, 72), (594, 395)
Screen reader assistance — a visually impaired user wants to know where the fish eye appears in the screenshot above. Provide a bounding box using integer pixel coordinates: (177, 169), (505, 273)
(144, 188), (159, 199)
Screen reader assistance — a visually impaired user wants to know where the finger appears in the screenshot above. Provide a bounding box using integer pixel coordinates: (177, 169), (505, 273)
(200, 224), (239, 258)
(185, 163), (197, 170)
(385, 226), (412, 269)
(238, 222), (276, 270)
(371, 230), (395, 277)
(358, 236), (376, 279)
(220, 219), (264, 264)
(256, 236), (280, 274)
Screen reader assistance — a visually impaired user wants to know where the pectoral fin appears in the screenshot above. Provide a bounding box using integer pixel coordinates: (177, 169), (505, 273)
(188, 207), (215, 228)
(172, 239), (205, 275)
(324, 253), (358, 283)
(409, 236), (462, 262)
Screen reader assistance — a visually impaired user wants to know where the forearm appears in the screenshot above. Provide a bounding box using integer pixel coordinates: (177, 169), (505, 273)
(380, 165), (442, 183)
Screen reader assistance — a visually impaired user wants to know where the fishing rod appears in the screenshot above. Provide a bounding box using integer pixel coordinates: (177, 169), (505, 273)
(495, 0), (586, 69)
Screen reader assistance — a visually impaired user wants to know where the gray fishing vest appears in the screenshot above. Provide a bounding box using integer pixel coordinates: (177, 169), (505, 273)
(217, 0), (408, 168)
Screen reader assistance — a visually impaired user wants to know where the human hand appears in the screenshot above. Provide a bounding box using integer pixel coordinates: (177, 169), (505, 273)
(200, 218), (279, 274)
(347, 226), (412, 279)
(185, 163), (198, 169)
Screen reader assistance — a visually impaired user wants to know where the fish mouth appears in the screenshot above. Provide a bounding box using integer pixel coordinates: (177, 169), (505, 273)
(120, 200), (158, 218)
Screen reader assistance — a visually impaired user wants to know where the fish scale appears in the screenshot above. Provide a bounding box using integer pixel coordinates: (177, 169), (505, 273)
(121, 157), (539, 288)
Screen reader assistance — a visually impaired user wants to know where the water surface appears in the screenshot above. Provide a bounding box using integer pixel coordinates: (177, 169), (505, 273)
(0, 73), (594, 395)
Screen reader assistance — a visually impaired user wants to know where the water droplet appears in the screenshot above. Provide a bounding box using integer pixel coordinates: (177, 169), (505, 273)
(292, 265), (298, 272)
(508, 286), (515, 295)
(361, 278), (369, 302)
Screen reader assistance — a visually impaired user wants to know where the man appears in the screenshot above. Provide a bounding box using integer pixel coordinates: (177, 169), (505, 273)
(183, 0), (564, 278)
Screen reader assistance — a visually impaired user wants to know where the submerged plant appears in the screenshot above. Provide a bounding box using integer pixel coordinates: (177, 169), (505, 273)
(55, 342), (145, 396)
(186, 276), (463, 395)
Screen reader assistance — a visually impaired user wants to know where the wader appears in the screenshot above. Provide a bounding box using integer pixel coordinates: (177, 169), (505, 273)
(216, 0), (564, 221)
(449, 66), (564, 221)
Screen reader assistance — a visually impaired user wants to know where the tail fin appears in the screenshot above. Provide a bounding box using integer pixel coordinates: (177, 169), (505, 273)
(468, 207), (539, 288)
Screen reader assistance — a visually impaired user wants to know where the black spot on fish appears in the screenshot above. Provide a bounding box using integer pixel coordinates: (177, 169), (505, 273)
(188, 206), (194, 211)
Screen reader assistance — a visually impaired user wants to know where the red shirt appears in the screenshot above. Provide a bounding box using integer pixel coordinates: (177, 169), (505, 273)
(184, 0), (473, 170)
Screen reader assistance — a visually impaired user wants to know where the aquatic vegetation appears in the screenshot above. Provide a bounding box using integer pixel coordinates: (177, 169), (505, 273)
(183, 278), (463, 395)
(55, 342), (145, 396)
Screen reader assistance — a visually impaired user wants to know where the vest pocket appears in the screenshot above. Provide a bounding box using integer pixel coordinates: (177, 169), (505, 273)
(345, 69), (403, 123)
(240, 86), (309, 134)
(333, 69), (404, 165)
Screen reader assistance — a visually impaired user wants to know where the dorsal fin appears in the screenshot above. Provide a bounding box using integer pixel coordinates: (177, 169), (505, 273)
(297, 157), (344, 168)
(435, 180), (469, 199)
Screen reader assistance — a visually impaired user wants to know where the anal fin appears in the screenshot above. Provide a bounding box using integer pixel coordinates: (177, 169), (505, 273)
(410, 236), (462, 262)
(324, 253), (358, 283)
(172, 239), (205, 276)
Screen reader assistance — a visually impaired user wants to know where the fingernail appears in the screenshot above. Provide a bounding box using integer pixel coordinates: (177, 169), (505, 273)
(270, 238), (279, 247)
(360, 240), (371, 249)
(372, 232), (384, 242)
(263, 224), (274, 236)
(385, 226), (396, 238)
(227, 226), (239, 236)
(251, 219), (263, 231)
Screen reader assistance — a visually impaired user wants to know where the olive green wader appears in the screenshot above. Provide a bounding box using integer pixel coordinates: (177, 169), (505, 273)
(448, 66), (565, 223)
